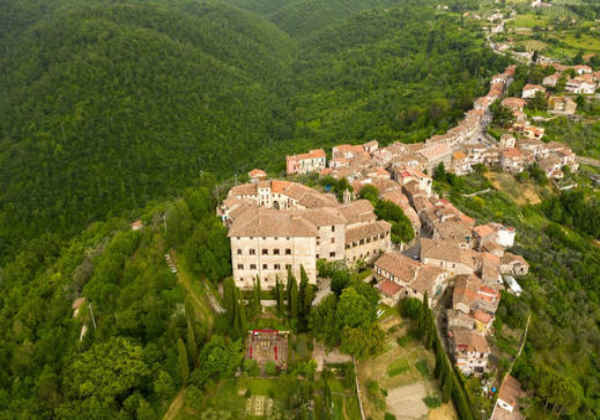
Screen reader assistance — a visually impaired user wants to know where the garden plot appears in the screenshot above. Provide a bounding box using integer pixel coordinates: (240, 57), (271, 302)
(385, 382), (429, 419)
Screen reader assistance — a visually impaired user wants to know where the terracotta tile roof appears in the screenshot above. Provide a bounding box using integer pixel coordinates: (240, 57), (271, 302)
(473, 309), (493, 324)
(411, 265), (446, 294)
(229, 183), (258, 196)
(436, 221), (473, 243)
(381, 190), (410, 206)
(378, 280), (402, 297)
(292, 207), (346, 226)
(287, 149), (326, 163)
(375, 252), (420, 283)
(421, 238), (478, 269)
(523, 83), (545, 92)
(345, 220), (391, 244)
(501, 148), (522, 159)
(453, 275), (481, 309)
(501, 252), (528, 266)
(451, 328), (490, 353)
(339, 200), (375, 224)
(228, 208), (318, 237)
(473, 224), (495, 238)
(497, 375), (525, 408)
(249, 168), (267, 178)
(418, 143), (452, 161)
(453, 151), (467, 160)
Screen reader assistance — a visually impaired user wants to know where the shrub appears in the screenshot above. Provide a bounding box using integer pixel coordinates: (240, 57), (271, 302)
(415, 359), (430, 378)
(265, 361), (277, 376)
(384, 413), (396, 420)
(387, 359), (409, 377)
(423, 394), (442, 408)
(366, 380), (380, 399)
(396, 335), (412, 347)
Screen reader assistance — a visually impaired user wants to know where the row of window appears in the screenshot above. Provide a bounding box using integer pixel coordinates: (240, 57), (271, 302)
(237, 248), (293, 256)
(237, 263), (291, 271)
(344, 233), (386, 249)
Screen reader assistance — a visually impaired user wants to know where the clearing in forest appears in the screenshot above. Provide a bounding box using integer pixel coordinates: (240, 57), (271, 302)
(484, 172), (541, 205)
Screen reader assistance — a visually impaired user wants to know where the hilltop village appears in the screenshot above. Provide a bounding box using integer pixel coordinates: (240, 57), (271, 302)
(216, 62), (576, 398)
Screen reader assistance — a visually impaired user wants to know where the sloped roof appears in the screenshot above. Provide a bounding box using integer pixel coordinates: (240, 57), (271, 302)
(228, 208), (318, 238)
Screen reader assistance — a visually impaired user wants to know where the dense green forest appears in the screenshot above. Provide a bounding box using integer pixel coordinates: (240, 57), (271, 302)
(0, 0), (509, 263)
(6, 0), (599, 418)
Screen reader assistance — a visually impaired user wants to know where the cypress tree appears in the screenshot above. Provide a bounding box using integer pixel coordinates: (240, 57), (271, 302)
(233, 288), (247, 338)
(223, 277), (235, 325)
(253, 275), (262, 315)
(186, 320), (198, 367)
(275, 276), (282, 314)
(298, 265), (309, 326)
(434, 351), (442, 379)
(287, 267), (296, 315)
(290, 276), (299, 320)
(177, 337), (189, 385)
(442, 374), (453, 403)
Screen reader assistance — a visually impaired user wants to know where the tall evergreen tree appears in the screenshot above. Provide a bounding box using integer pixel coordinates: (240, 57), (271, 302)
(233, 288), (247, 338)
(290, 276), (299, 320)
(186, 321), (198, 367)
(177, 337), (189, 385)
(275, 276), (283, 314)
(286, 267), (296, 315)
(298, 265), (309, 328)
(223, 276), (236, 325)
(253, 275), (262, 315)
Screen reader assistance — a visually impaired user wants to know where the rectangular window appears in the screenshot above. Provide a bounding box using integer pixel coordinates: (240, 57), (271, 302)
(331, 225), (335, 232)
(262, 249), (268, 255)
(329, 252), (336, 258)
(274, 264), (281, 270)
(285, 264), (292, 270)
(331, 238), (335, 244)
(237, 249), (242, 255)
(360, 239), (365, 245)
(273, 249), (280, 255)
(316, 254), (319, 259)
(263, 264), (268, 270)
(250, 264), (257, 270)
(285, 249), (292, 255)
(249, 249), (256, 255)
(237, 264), (244, 270)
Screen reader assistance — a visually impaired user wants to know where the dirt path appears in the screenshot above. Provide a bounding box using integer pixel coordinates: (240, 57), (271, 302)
(577, 155), (600, 168)
(162, 389), (185, 420)
(169, 250), (214, 326)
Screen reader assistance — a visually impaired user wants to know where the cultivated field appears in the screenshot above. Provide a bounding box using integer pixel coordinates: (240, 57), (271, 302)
(357, 313), (457, 420)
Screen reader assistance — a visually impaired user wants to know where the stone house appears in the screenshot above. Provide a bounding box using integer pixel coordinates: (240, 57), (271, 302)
(500, 148), (525, 174)
(420, 238), (479, 277)
(286, 149), (326, 175)
(566, 78), (596, 94)
(449, 328), (491, 375)
(521, 84), (545, 99)
(542, 73), (561, 88)
(548, 96), (577, 115)
(500, 252), (529, 276)
(248, 168), (267, 183)
(374, 252), (448, 307)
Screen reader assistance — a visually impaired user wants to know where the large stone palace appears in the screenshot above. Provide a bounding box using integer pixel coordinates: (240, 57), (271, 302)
(218, 179), (391, 290)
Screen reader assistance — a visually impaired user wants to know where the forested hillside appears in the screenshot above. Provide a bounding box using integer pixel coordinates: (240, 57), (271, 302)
(0, 0), (508, 263)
